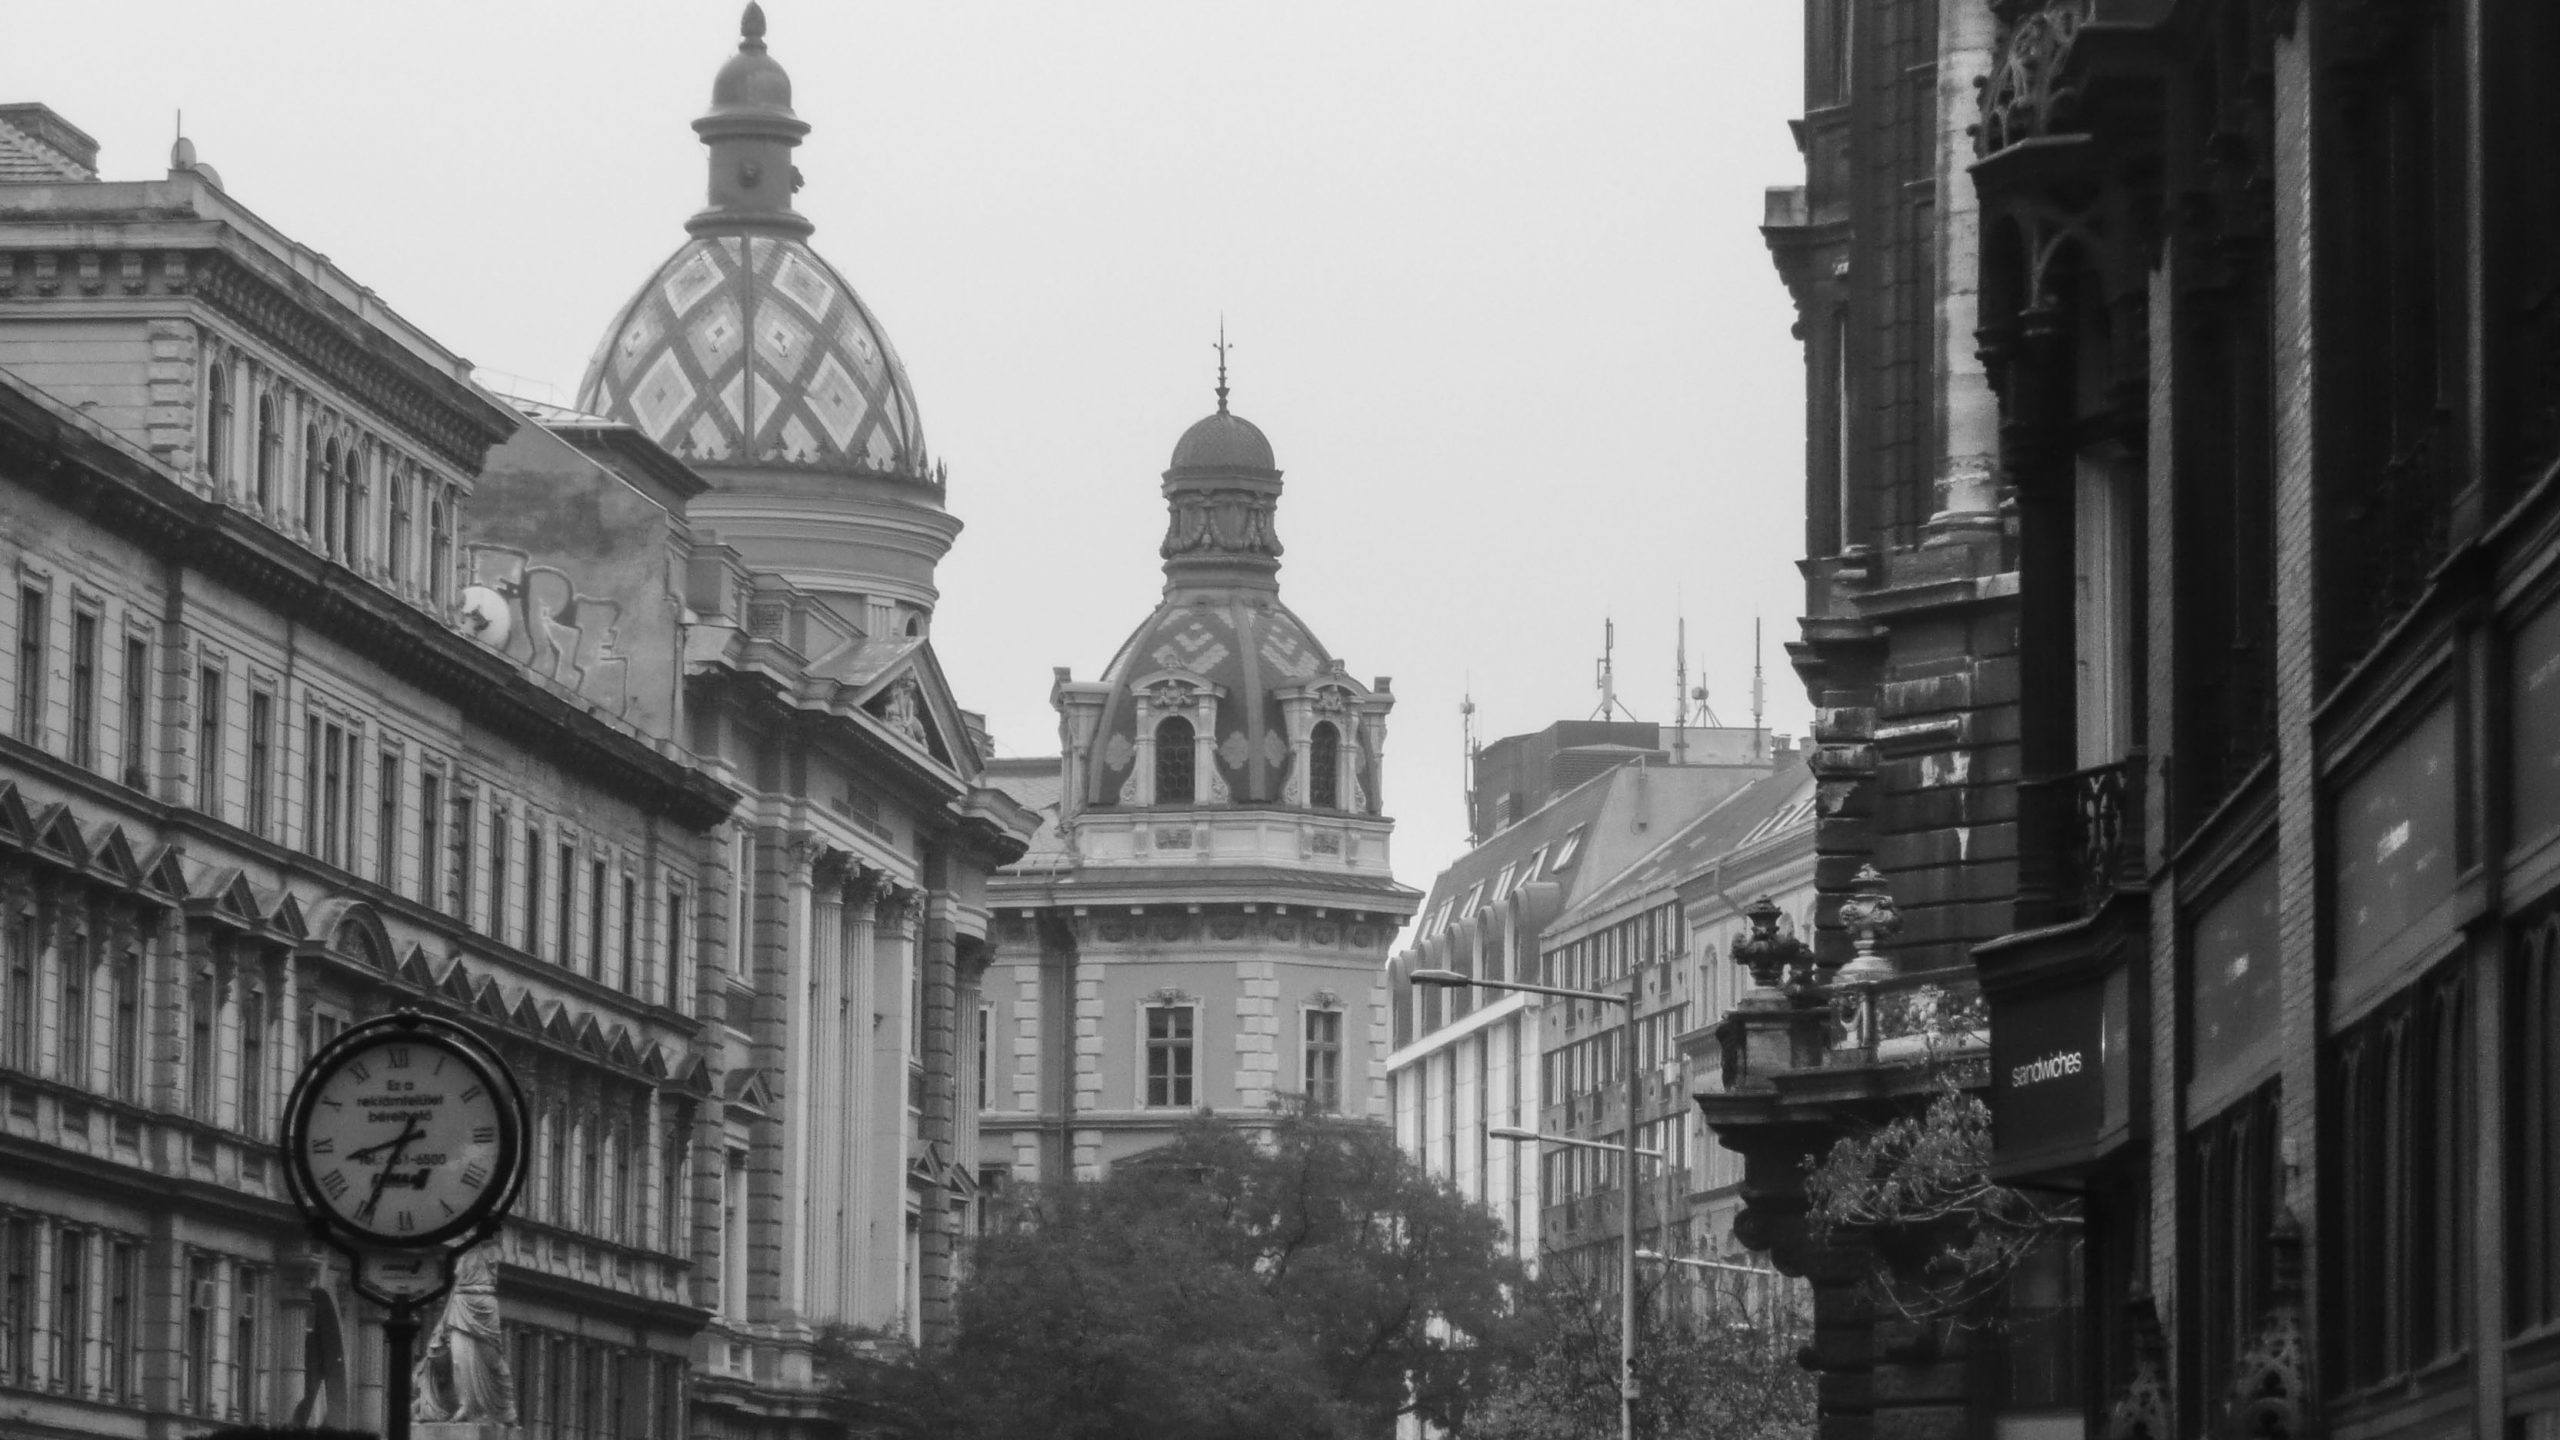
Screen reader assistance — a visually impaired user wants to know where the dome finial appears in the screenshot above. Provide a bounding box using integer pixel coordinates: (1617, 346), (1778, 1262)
(740, 2), (768, 48)
(1213, 316), (1232, 414)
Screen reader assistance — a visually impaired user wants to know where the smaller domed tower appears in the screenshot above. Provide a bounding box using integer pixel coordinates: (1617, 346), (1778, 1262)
(981, 376), (1420, 1183)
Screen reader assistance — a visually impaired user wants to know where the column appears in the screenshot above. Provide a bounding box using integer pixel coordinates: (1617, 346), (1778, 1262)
(917, 898), (961, 1344)
(1926, 0), (2002, 535)
(778, 839), (817, 1319)
(805, 859), (847, 1317)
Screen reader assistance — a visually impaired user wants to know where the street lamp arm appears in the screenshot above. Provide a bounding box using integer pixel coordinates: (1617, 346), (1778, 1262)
(1489, 1125), (1665, 1160)
(1407, 968), (1630, 1007)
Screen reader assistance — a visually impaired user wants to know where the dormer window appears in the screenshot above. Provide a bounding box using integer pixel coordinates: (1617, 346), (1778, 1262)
(1309, 721), (1340, 809)
(1155, 716), (1196, 804)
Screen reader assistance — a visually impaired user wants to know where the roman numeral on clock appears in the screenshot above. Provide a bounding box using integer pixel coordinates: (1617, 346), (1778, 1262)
(396, 1210), (415, 1233)
(319, 1170), (350, 1200)
(461, 1161), (490, 1189)
(471, 1126), (496, 1144)
(386, 1047), (412, 1069)
(347, 1060), (371, 1084)
(310, 1137), (334, 1154)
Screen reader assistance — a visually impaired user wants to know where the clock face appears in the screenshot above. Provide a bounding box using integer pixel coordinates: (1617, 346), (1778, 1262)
(288, 1023), (521, 1247)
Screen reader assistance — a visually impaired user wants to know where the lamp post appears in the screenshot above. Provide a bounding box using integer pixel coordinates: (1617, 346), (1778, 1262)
(1414, 968), (1638, 1440)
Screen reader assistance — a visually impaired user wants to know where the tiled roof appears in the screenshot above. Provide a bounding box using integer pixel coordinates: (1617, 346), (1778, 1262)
(0, 123), (89, 182)
(981, 758), (1067, 865)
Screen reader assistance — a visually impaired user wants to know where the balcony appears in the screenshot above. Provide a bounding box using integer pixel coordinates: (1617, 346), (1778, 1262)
(2019, 754), (2145, 924)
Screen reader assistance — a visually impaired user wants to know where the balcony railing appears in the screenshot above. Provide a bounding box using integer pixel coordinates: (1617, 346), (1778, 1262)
(2022, 754), (2145, 921)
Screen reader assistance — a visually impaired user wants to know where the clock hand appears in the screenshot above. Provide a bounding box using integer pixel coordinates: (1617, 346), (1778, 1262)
(357, 1120), (425, 1220)
(343, 1118), (427, 1165)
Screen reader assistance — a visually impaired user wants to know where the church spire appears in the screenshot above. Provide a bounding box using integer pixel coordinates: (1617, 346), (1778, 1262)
(1214, 317), (1232, 414)
(689, 3), (814, 239)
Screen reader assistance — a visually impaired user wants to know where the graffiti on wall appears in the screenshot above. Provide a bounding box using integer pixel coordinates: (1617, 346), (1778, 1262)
(456, 545), (631, 716)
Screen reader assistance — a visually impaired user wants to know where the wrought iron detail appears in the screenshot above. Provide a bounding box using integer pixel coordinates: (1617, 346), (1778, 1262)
(1979, 0), (2096, 156)
(2027, 756), (2145, 919)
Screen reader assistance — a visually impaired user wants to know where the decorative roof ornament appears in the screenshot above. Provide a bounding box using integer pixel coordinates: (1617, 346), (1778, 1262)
(1214, 316), (1232, 415)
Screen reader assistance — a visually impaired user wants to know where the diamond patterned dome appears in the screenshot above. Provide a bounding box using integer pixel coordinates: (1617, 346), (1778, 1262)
(577, 234), (930, 479)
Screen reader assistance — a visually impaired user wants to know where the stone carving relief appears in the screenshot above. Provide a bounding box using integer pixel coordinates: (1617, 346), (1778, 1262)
(1978, 0), (2095, 156)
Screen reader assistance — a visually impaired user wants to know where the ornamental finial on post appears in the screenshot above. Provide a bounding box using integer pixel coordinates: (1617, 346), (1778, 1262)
(1730, 895), (1814, 1008)
(1833, 862), (1901, 983)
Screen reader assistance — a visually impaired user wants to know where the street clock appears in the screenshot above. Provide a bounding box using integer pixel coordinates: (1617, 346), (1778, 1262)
(282, 1011), (527, 1251)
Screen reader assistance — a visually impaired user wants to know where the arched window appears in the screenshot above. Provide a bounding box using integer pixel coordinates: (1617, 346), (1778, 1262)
(387, 468), (411, 585)
(428, 492), (451, 606)
(323, 440), (344, 557)
(1309, 722), (1341, 809)
(303, 426), (324, 535)
(1155, 716), (1195, 804)
(204, 361), (231, 485)
(344, 443), (368, 564)
(254, 395), (280, 512)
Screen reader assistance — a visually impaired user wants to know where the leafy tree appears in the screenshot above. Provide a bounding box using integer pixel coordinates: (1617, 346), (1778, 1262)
(1802, 1064), (2069, 1321)
(826, 1108), (1527, 1440)
(1467, 1266), (1816, 1440)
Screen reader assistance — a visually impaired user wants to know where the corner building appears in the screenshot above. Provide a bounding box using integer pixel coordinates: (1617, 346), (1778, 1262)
(978, 393), (1419, 1189)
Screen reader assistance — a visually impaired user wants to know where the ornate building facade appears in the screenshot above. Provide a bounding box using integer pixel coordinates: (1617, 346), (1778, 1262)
(0, 8), (1035, 1439)
(977, 389), (1419, 1191)
(1706, 6), (2560, 1440)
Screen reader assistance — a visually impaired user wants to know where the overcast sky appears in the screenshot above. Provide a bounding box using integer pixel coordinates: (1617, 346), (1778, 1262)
(7, 0), (1811, 893)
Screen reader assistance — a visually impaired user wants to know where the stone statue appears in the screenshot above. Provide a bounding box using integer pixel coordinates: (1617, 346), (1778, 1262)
(412, 1243), (516, 1426)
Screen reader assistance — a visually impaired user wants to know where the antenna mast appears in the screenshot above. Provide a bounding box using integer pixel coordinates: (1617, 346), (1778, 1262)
(1592, 618), (1639, 722)
(1673, 618), (1690, 765)
(1752, 615), (1767, 758)
(1461, 688), (1481, 845)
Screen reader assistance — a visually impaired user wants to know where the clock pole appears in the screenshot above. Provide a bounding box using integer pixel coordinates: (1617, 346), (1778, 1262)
(280, 1009), (529, 1440)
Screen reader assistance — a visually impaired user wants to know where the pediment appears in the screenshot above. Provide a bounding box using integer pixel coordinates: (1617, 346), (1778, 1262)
(188, 867), (265, 928)
(439, 955), (480, 1004)
(32, 803), (88, 870)
(847, 641), (976, 775)
(0, 783), (34, 851)
(722, 1065), (776, 1112)
(138, 844), (189, 905)
(86, 824), (142, 889)
(395, 942), (437, 988)
(264, 891), (310, 944)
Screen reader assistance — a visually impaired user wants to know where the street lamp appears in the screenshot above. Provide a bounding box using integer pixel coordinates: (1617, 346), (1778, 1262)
(1412, 967), (1640, 1440)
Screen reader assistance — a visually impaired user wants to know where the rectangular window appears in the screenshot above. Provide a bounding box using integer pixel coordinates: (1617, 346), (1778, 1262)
(977, 1002), (992, 1110)
(232, 1265), (262, 1421)
(489, 812), (510, 942)
(55, 1226), (86, 1394)
(618, 875), (637, 994)
(196, 667), (224, 817)
(121, 636), (150, 789)
(664, 888), (689, 1009)
(377, 750), (400, 886)
(525, 827), (547, 956)
(303, 714), (321, 853)
(451, 792), (475, 927)
(417, 771), (443, 910)
(731, 832), (752, 969)
(109, 949), (140, 1102)
(13, 586), (43, 746)
(239, 988), (267, 1139)
(2516, 911), (2560, 1334)
(57, 934), (87, 1086)
(106, 1238), (137, 1399)
(1305, 1009), (1342, 1112)
(317, 721), (347, 868)
(2331, 963), (2468, 1387)
(70, 610), (98, 769)
(0, 1216), (32, 1382)
(589, 858), (608, 979)
(662, 1120), (687, 1252)
(556, 841), (577, 966)
(721, 1149), (749, 1320)
(182, 1253), (214, 1412)
(246, 691), (274, 837)
(1145, 1005), (1194, 1108)
(3, 913), (33, 1072)
(2184, 1086), (2279, 1435)
(187, 971), (216, 1123)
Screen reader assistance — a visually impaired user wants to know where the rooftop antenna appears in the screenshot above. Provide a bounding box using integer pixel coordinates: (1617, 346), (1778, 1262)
(1673, 616), (1690, 765)
(1591, 617), (1640, 723)
(1752, 614), (1767, 758)
(1460, 685), (1481, 845)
